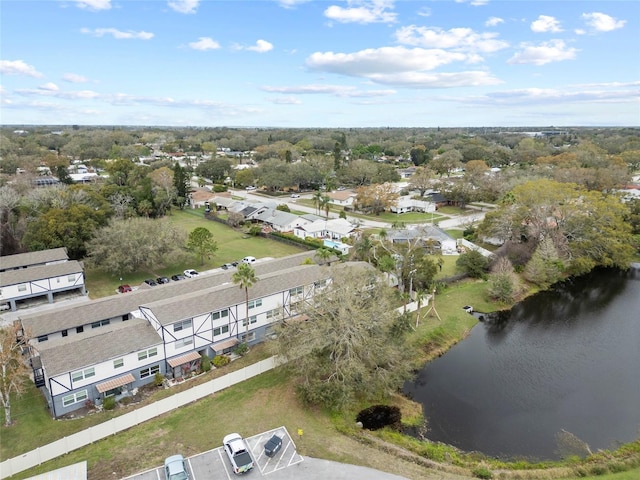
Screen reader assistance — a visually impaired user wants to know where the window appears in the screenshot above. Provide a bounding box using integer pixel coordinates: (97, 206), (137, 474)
(113, 358), (124, 369)
(266, 308), (280, 320)
(241, 332), (256, 342)
(213, 325), (229, 336)
(76, 326), (84, 334)
(248, 299), (262, 309)
(18, 284), (27, 292)
(175, 337), (193, 348)
(173, 319), (192, 332)
(61, 330), (68, 337)
(139, 365), (160, 379)
(62, 390), (88, 407)
(212, 309), (228, 320)
(91, 319), (110, 329)
(314, 279), (328, 287)
(242, 315), (257, 327)
(67, 274), (75, 282)
(71, 367), (95, 382)
(37, 335), (48, 343)
(289, 286), (303, 296)
(122, 314), (129, 321)
(138, 347), (158, 361)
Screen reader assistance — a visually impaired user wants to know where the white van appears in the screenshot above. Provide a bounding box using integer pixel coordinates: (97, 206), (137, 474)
(242, 256), (256, 264)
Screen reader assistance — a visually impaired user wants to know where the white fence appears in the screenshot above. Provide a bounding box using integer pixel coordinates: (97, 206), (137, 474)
(1, 356), (280, 479)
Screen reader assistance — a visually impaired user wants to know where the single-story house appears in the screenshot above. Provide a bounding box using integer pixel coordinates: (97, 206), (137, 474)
(327, 190), (356, 207)
(386, 226), (457, 255)
(389, 196), (435, 214)
(252, 208), (311, 232)
(294, 218), (356, 240)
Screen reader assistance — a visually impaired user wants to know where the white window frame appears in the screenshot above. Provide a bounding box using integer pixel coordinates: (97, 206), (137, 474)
(289, 286), (303, 296)
(248, 299), (262, 309)
(242, 315), (257, 327)
(138, 347), (158, 361)
(113, 358), (124, 369)
(62, 390), (88, 407)
(175, 337), (193, 348)
(173, 319), (192, 332)
(139, 365), (160, 379)
(213, 325), (229, 336)
(241, 332), (256, 342)
(18, 284), (27, 292)
(212, 309), (229, 320)
(71, 367), (95, 382)
(266, 308), (280, 320)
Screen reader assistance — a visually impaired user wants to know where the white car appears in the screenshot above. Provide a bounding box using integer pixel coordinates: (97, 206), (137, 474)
(164, 454), (189, 480)
(245, 186), (256, 191)
(290, 193), (300, 198)
(183, 269), (199, 278)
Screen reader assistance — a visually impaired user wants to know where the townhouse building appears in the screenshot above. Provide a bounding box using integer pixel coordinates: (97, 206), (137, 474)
(19, 252), (351, 418)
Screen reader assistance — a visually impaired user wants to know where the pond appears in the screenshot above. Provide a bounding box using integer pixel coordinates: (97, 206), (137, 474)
(403, 267), (640, 461)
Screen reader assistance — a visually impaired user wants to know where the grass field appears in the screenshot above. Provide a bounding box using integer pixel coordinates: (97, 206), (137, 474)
(85, 208), (306, 298)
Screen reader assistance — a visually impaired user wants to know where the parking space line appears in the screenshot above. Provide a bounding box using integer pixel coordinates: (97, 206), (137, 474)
(218, 446), (233, 480)
(187, 457), (197, 480)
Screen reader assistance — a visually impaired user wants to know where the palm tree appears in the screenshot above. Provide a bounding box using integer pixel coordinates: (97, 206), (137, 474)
(315, 247), (333, 266)
(321, 195), (331, 219)
(312, 190), (323, 215)
(232, 263), (258, 345)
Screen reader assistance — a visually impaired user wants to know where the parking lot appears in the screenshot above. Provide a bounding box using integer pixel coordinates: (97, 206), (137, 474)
(122, 426), (303, 480)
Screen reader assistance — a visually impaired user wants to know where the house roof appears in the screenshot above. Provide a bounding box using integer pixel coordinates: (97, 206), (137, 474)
(144, 263), (332, 325)
(0, 248), (68, 271)
(0, 261), (84, 288)
(253, 208), (301, 227)
(297, 218), (355, 236)
(327, 190), (355, 201)
(387, 226), (454, 243)
(20, 252), (324, 337)
(37, 319), (162, 377)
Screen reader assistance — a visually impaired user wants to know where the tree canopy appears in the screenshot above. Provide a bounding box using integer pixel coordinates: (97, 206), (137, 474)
(275, 265), (413, 410)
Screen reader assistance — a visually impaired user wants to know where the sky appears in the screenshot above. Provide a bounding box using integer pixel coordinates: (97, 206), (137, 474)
(1, 0), (639, 128)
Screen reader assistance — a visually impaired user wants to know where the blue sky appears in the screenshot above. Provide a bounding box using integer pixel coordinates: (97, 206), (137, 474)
(1, 0), (638, 127)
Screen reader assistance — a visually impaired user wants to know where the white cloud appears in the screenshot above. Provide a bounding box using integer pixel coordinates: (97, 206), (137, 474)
(0, 60), (43, 77)
(63, 73), (89, 83)
(307, 47), (470, 76)
(168, 0), (200, 14)
(581, 12), (626, 32)
(39, 83), (60, 92)
(73, 0), (111, 11)
(454, 0), (489, 6)
(262, 84), (396, 97)
(508, 40), (578, 66)
(395, 26), (508, 53)
(417, 7), (431, 17)
(270, 96), (303, 105)
(324, 0), (397, 24)
(277, 0), (311, 8)
(485, 16), (504, 27)
(531, 15), (562, 33)
(458, 85), (640, 105)
(80, 28), (154, 40)
(246, 39), (274, 53)
(366, 71), (501, 88)
(188, 37), (221, 51)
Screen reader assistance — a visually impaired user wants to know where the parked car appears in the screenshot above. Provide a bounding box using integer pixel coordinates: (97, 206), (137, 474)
(231, 261), (239, 267)
(157, 276), (170, 284)
(221, 263), (234, 270)
(223, 433), (254, 474)
(171, 274), (186, 281)
(183, 269), (199, 278)
(264, 434), (283, 458)
(290, 193), (300, 198)
(143, 279), (157, 287)
(242, 256), (256, 264)
(164, 454), (189, 480)
(118, 284), (132, 293)
(245, 185), (256, 191)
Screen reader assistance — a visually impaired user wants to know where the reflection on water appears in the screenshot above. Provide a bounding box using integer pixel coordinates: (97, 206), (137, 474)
(403, 267), (640, 460)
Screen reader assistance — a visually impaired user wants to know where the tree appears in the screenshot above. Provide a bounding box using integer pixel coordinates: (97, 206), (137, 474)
(232, 263), (258, 343)
(355, 183), (398, 215)
(0, 323), (31, 426)
(275, 265), (413, 410)
(456, 250), (489, 278)
(187, 227), (218, 266)
(87, 217), (187, 275)
(172, 163), (189, 209)
(410, 145), (428, 166)
(234, 168), (254, 188)
(408, 167), (434, 196)
(315, 247), (333, 265)
(487, 257), (522, 303)
(195, 158), (232, 183)
(431, 149), (462, 177)
(465, 160), (490, 185)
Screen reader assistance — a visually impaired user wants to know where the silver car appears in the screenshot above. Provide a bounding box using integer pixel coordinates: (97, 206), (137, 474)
(164, 454), (189, 480)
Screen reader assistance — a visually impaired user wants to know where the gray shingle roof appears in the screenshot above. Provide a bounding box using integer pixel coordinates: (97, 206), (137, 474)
(0, 248), (68, 271)
(0, 261), (84, 287)
(21, 252), (321, 336)
(146, 263), (331, 325)
(37, 319), (162, 377)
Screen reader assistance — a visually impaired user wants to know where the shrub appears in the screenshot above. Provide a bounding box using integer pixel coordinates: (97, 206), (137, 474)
(201, 354), (212, 372)
(102, 396), (116, 410)
(154, 372), (164, 387)
(234, 342), (249, 357)
(248, 225), (262, 236)
(212, 184), (227, 192)
(356, 405), (402, 431)
(472, 466), (493, 479)
(212, 355), (230, 368)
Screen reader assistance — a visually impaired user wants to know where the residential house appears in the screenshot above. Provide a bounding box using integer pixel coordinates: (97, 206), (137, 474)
(327, 190), (356, 207)
(0, 248), (86, 312)
(293, 218), (356, 241)
(389, 196), (436, 214)
(252, 208), (311, 232)
(386, 226), (458, 255)
(20, 252), (363, 418)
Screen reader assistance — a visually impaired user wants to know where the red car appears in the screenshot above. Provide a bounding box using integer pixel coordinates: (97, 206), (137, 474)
(118, 284), (132, 293)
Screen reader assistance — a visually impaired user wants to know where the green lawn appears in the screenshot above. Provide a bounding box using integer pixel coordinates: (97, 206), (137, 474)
(85, 208), (306, 298)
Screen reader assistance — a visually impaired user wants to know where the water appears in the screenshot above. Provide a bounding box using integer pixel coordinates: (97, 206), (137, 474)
(403, 267), (640, 460)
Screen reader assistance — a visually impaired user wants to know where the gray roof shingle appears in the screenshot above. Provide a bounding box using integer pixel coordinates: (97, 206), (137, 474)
(0, 248), (68, 271)
(0, 261), (84, 287)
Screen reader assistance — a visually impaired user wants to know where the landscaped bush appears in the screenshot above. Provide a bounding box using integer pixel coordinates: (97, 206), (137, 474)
(201, 354), (211, 372)
(154, 372), (164, 387)
(471, 466), (493, 479)
(234, 342), (249, 357)
(212, 184), (227, 192)
(356, 405), (402, 430)
(102, 396), (116, 410)
(248, 225), (262, 236)
(212, 355), (230, 368)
